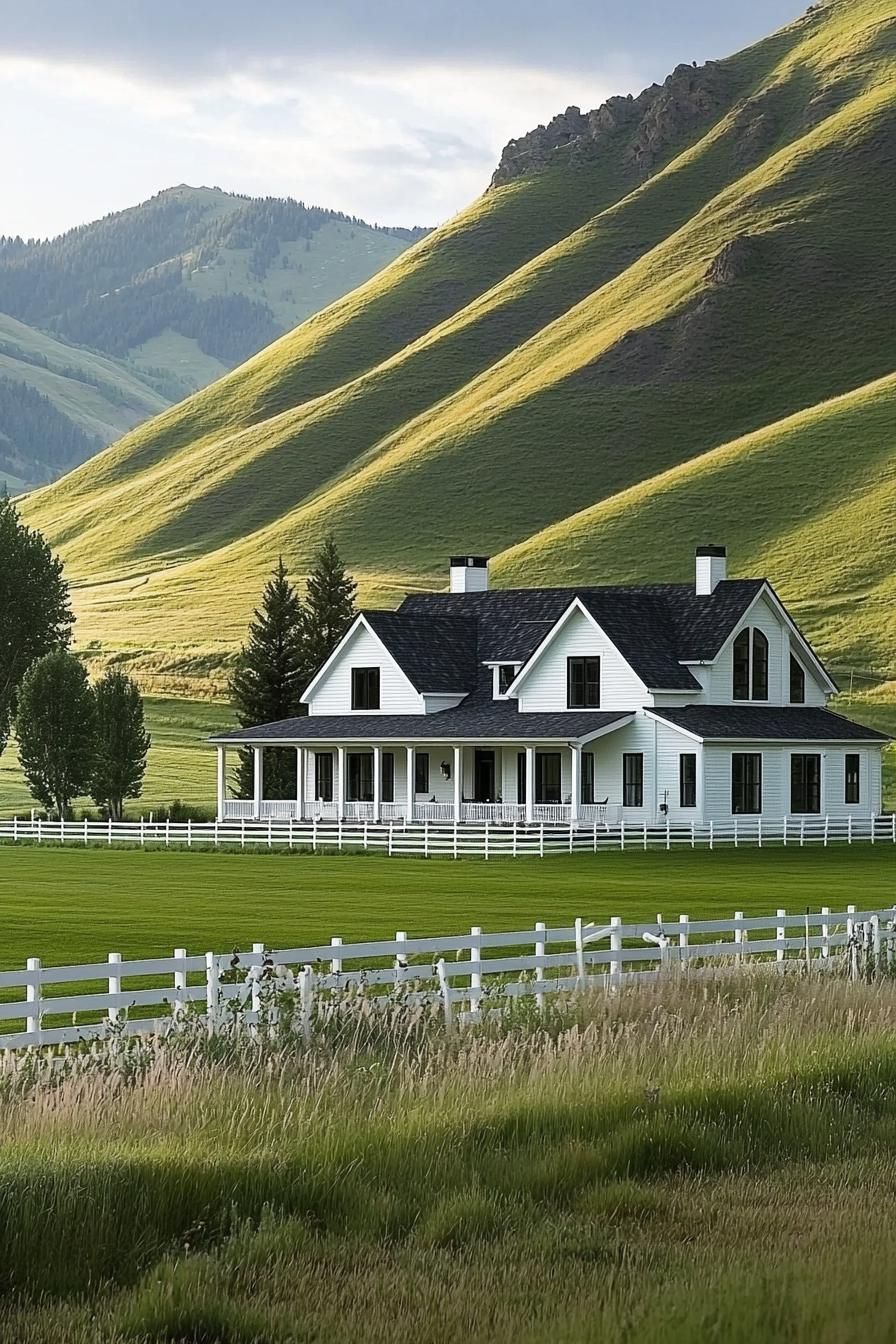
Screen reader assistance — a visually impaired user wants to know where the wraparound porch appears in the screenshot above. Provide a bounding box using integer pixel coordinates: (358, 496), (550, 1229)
(215, 740), (623, 828)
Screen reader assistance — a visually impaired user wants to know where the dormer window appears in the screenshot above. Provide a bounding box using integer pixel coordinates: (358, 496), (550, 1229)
(498, 665), (516, 695)
(567, 656), (600, 709)
(351, 667), (380, 710)
(733, 629), (768, 702)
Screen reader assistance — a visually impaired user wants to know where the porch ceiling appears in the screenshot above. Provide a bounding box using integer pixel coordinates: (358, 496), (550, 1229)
(210, 709), (634, 746)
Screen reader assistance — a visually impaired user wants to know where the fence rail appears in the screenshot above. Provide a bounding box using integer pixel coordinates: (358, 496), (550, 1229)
(0, 813), (893, 856)
(1, 903), (893, 1052)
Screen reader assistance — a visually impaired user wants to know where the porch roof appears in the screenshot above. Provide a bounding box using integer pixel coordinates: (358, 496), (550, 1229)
(649, 705), (891, 742)
(210, 708), (634, 746)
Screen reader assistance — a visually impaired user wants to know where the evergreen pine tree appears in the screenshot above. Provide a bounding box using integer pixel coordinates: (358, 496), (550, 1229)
(229, 558), (308, 800)
(16, 651), (96, 818)
(304, 535), (357, 677)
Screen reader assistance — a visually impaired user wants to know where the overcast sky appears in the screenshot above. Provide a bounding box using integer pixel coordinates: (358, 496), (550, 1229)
(1, 0), (801, 237)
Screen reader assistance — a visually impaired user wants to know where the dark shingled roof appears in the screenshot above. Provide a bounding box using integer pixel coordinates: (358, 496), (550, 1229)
(397, 580), (768, 691)
(362, 611), (478, 693)
(651, 706), (891, 742)
(211, 708), (634, 744)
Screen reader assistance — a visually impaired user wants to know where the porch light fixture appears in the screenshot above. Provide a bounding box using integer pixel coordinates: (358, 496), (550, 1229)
(440, 760), (452, 780)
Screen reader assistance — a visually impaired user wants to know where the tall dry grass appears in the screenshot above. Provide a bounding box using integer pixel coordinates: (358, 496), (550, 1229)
(4, 969), (896, 1340)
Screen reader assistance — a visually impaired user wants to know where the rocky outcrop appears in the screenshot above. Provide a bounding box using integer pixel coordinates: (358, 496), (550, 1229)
(706, 234), (762, 285)
(491, 60), (730, 188)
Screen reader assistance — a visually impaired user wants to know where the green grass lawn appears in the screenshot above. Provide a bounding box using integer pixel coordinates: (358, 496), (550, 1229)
(0, 845), (891, 969)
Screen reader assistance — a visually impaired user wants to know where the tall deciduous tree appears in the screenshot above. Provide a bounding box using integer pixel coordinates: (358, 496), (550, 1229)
(229, 558), (308, 800)
(91, 669), (151, 820)
(304, 535), (357, 677)
(0, 498), (73, 758)
(16, 651), (95, 818)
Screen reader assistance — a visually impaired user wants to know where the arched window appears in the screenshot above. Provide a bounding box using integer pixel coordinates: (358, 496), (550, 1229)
(732, 628), (769, 701)
(790, 654), (805, 704)
(733, 629), (751, 701)
(752, 630), (769, 700)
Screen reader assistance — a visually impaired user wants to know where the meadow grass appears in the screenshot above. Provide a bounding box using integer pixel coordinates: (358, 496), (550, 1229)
(0, 844), (892, 969)
(3, 973), (896, 1340)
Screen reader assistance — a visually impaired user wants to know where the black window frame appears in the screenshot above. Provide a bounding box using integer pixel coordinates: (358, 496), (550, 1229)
(679, 753), (697, 809)
(497, 664), (517, 696)
(751, 630), (769, 701)
(346, 751), (374, 802)
(622, 753), (644, 808)
(381, 751), (394, 804)
(733, 629), (751, 702)
(535, 752), (562, 804)
(414, 752), (429, 795)
(790, 753), (821, 815)
(351, 666), (380, 711)
(845, 753), (860, 806)
(314, 751), (333, 803)
(567, 656), (601, 709)
(789, 654), (806, 705)
(732, 752), (762, 815)
(582, 752), (595, 805)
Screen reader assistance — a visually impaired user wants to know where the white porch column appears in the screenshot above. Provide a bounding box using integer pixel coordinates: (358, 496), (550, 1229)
(216, 746), (226, 821)
(570, 744), (581, 828)
(252, 745), (263, 820)
(696, 743), (705, 822)
(406, 745), (414, 822)
(525, 745), (535, 825)
(336, 746), (346, 820)
(453, 744), (462, 822)
(373, 745), (381, 822)
(296, 747), (305, 821)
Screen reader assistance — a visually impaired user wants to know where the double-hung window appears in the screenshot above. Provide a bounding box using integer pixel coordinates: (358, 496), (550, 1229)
(314, 752), (334, 803)
(381, 752), (394, 803)
(414, 752), (429, 794)
(351, 667), (380, 710)
(679, 753), (697, 808)
(733, 629), (769, 701)
(581, 752), (595, 805)
(497, 664), (516, 696)
(622, 753), (643, 808)
(567, 657), (600, 709)
(790, 754), (821, 815)
(845, 754), (860, 805)
(789, 655), (806, 704)
(732, 753), (762, 814)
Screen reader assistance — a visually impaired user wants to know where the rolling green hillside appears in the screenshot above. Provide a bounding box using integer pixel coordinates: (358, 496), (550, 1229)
(21, 0), (896, 689)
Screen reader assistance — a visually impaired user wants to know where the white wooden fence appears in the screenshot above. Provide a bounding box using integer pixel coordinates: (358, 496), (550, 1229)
(2, 904), (894, 1052)
(0, 813), (894, 857)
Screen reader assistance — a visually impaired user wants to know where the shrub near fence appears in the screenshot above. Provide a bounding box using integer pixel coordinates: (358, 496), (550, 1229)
(1, 813), (895, 856)
(2, 905), (894, 1052)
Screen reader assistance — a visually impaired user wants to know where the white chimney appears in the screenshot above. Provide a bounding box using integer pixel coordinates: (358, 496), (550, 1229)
(449, 555), (489, 593)
(695, 545), (727, 595)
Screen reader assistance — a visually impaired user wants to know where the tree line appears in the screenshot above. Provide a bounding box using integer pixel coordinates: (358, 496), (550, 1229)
(0, 499), (149, 818)
(2, 491), (359, 818)
(0, 377), (102, 481)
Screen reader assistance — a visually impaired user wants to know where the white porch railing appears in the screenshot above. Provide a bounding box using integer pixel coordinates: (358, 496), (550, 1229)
(342, 801), (374, 821)
(533, 804), (570, 824)
(461, 803), (527, 823)
(413, 802), (455, 822)
(223, 800), (256, 820)
(260, 800), (299, 820)
(381, 803), (407, 822)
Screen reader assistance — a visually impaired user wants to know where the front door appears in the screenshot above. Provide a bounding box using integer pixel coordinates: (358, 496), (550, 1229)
(474, 750), (496, 803)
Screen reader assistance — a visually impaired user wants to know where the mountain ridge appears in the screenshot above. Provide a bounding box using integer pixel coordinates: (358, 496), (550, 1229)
(20, 0), (896, 690)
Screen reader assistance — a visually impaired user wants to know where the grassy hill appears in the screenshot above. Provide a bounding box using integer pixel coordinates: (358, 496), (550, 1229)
(20, 0), (896, 689)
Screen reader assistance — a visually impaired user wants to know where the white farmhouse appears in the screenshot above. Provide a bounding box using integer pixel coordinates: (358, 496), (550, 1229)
(212, 548), (889, 831)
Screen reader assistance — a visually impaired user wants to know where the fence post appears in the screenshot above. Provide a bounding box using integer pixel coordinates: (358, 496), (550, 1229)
(620, 818), (625, 852)
(108, 816), (113, 847)
(609, 916), (623, 985)
(469, 926), (482, 1016)
(299, 966), (314, 1043)
(12, 815), (16, 843)
(26, 957), (42, 1044)
(424, 820), (430, 858)
(188, 818), (193, 849)
(141, 817), (146, 848)
(267, 818), (272, 850)
(535, 921), (546, 1013)
(312, 817), (318, 852)
(846, 904), (857, 980)
(666, 816), (671, 851)
(734, 911), (744, 963)
(512, 821), (517, 858)
(60, 816), (66, 846)
(783, 815), (787, 847)
(873, 914), (881, 967)
(643, 820), (648, 852)
(37, 816), (42, 845)
(690, 820), (695, 850)
(107, 952), (122, 1027)
(870, 814), (876, 845)
(485, 822), (490, 861)
(330, 936), (343, 976)
(734, 817), (738, 848)
(776, 909), (786, 963)
(395, 931), (407, 991)
(539, 823), (544, 859)
(166, 818), (171, 848)
(288, 817), (293, 850)
(84, 816), (88, 846)
(568, 822), (574, 855)
(847, 814), (852, 846)
(205, 951), (219, 1035)
(821, 907), (830, 960)
(173, 947), (188, 1020)
(436, 958), (453, 1028)
(363, 820), (368, 852)
(800, 817), (805, 847)
(250, 941), (265, 1023)
(757, 817), (762, 849)
(594, 822), (599, 853)
(678, 914), (689, 968)
(823, 815), (829, 848)
(574, 916), (587, 989)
